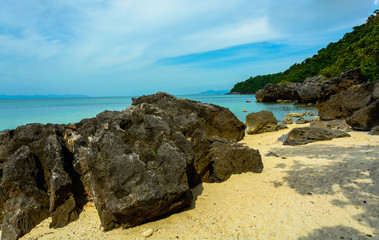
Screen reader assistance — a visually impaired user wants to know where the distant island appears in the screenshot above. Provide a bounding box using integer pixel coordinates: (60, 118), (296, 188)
(0, 94), (88, 99)
(198, 90), (230, 95)
(231, 10), (378, 94)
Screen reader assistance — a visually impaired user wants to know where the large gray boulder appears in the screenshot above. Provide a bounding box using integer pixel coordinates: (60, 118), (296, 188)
(207, 137), (262, 182)
(310, 119), (351, 132)
(281, 127), (350, 146)
(255, 83), (300, 102)
(296, 76), (324, 103)
(317, 68), (366, 101)
(0, 92), (263, 238)
(246, 111), (278, 134)
(67, 93), (261, 230)
(317, 82), (376, 120)
(190, 130), (262, 183)
(347, 100), (379, 131)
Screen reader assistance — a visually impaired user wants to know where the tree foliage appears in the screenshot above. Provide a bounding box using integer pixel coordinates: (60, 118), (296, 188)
(231, 10), (379, 93)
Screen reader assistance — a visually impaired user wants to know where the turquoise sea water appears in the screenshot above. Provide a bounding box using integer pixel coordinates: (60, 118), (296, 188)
(0, 94), (317, 131)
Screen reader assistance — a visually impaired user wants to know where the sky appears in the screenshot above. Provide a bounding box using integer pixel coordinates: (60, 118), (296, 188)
(0, 0), (377, 96)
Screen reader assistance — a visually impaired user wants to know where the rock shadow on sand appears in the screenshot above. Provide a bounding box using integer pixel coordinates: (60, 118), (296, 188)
(270, 144), (379, 238)
(297, 225), (374, 240)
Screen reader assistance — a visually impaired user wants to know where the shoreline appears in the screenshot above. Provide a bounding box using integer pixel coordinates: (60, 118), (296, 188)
(16, 124), (379, 240)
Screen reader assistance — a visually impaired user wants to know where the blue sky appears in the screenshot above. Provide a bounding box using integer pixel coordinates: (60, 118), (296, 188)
(0, 0), (377, 96)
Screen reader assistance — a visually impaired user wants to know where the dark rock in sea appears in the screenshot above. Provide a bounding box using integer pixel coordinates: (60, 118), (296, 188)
(255, 83), (300, 102)
(296, 76), (324, 103)
(346, 100), (379, 131)
(310, 119), (352, 132)
(282, 127), (351, 146)
(317, 82), (376, 121)
(369, 125), (379, 135)
(0, 92), (263, 238)
(246, 111), (278, 134)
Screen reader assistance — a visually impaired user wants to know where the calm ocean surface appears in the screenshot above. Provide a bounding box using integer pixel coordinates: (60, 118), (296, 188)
(0, 94), (317, 131)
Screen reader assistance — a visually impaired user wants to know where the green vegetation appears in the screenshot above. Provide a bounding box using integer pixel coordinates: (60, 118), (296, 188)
(231, 10), (379, 93)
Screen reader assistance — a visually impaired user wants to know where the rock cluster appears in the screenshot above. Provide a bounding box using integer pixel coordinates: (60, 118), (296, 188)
(255, 68), (379, 132)
(255, 68), (366, 104)
(0, 92), (263, 240)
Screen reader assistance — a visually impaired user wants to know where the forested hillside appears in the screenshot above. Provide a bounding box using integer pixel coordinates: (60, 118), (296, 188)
(231, 10), (378, 93)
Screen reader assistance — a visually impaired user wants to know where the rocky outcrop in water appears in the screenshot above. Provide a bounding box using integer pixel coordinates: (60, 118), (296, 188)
(255, 83), (300, 102)
(255, 68), (366, 104)
(254, 68), (379, 132)
(0, 92), (263, 239)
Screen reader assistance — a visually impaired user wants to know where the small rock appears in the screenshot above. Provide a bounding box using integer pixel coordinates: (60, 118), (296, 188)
(296, 118), (311, 124)
(276, 123), (288, 130)
(369, 125), (379, 135)
(243, 109), (247, 112)
(142, 228), (154, 238)
(287, 113), (303, 118)
(99, 225), (104, 231)
(283, 115), (293, 124)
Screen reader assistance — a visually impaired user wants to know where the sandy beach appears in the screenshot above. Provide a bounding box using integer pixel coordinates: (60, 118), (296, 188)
(14, 124), (379, 240)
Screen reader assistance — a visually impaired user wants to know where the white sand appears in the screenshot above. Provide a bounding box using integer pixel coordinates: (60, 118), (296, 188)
(11, 124), (379, 239)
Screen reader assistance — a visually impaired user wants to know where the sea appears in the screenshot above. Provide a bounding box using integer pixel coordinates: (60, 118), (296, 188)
(0, 94), (317, 131)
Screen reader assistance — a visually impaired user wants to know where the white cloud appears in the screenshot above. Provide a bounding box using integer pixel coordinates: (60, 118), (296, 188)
(0, 30), (62, 59)
(0, 0), (376, 95)
(60, 0), (275, 70)
(0, 1), (276, 68)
